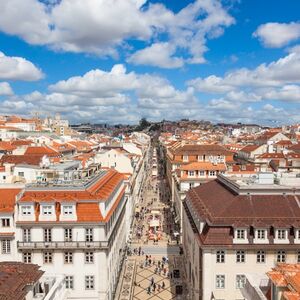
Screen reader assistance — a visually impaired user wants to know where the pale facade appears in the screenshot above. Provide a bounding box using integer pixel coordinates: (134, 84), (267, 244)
(182, 174), (300, 300)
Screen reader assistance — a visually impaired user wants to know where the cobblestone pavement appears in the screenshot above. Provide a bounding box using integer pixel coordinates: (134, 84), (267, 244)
(116, 145), (187, 300)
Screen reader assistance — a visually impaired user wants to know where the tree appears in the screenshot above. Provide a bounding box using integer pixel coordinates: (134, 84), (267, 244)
(135, 118), (150, 131)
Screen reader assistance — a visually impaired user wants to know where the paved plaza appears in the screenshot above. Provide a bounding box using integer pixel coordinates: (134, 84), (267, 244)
(116, 145), (187, 300)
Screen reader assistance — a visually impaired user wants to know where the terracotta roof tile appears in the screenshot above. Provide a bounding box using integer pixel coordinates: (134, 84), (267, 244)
(0, 188), (22, 213)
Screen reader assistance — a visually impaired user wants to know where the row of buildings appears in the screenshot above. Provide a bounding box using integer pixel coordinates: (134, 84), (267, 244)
(0, 115), (151, 300)
(159, 123), (300, 300)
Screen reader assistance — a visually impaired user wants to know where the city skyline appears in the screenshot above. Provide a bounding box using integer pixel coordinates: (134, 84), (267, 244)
(0, 0), (300, 125)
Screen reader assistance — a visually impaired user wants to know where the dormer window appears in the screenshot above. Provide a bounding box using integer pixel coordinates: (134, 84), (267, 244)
(277, 229), (287, 240)
(63, 206), (73, 215)
(183, 155), (189, 162)
(21, 205), (32, 215)
(188, 171), (195, 176)
(198, 155), (203, 161)
(209, 171), (216, 176)
(42, 205), (53, 215)
(236, 229), (246, 239)
(256, 229), (266, 239)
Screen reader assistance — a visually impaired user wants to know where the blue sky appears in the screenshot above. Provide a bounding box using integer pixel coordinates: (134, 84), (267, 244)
(0, 0), (300, 124)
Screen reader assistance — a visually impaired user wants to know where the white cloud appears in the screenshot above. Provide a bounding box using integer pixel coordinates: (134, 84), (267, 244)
(189, 51), (300, 93)
(0, 82), (13, 96)
(188, 75), (234, 93)
(262, 85), (300, 102)
(0, 52), (44, 81)
(254, 22), (300, 48)
(0, 0), (234, 67)
(127, 43), (184, 69)
(0, 64), (196, 123)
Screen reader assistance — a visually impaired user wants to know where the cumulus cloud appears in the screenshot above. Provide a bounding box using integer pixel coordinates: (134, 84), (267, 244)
(254, 22), (300, 48)
(189, 51), (300, 94)
(127, 43), (184, 69)
(0, 52), (44, 81)
(0, 82), (13, 96)
(0, 64), (198, 124)
(0, 0), (234, 68)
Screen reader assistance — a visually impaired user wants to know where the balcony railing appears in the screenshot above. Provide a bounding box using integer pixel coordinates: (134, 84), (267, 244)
(17, 240), (109, 250)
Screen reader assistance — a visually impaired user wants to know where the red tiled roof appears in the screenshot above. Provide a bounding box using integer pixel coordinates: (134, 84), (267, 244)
(180, 162), (226, 171)
(240, 144), (261, 153)
(0, 188), (22, 213)
(186, 179), (300, 227)
(18, 170), (125, 223)
(10, 140), (32, 147)
(0, 142), (15, 152)
(0, 262), (44, 300)
(258, 153), (285, 159)
(25, 146), (59, 157)
(0, 154), (43, 166)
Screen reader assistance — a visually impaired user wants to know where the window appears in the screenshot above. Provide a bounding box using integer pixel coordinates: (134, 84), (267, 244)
(21, 205), (32, 215)
(183, 155), (188, 162)
(85, 228), (93, 242)
(85, 276), (95, 290)
(257, 229), (266, 239)
(189, 182), (194, 189)
(65, 276), (74, 289)
(64, 228), (72, 242)
(1, 218), (10, 227)
(209, 171), (216, 176)
(23, 228), (31, 242)
(23, 252), (32, 263)
(43, 252), (53, 263)
(297, 251), (300, 263)
(297, 230), (300, 239)
(198, 155), (203, 161)
(64, 252), (73, 264)
(236, 250), (245, 263)
(199, 171), (205, 176)
(1, 240), (11, 254)
(63, 206), (73, 215)
(42, 205), (52, 215)
(256, 250), (265, 263)
(236, 275), (246, 289)
(188, 171), (195, 176)
(85, 252), (94, 264)
(277, 229), (286, 240)
(44, 228), (52, 242)
(216, 275), (225, 289)
(236, 229), (245, 239)
(18, 171), (24, 177)
(277, 251), (286, 263)
(216, 250), (225, 263)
